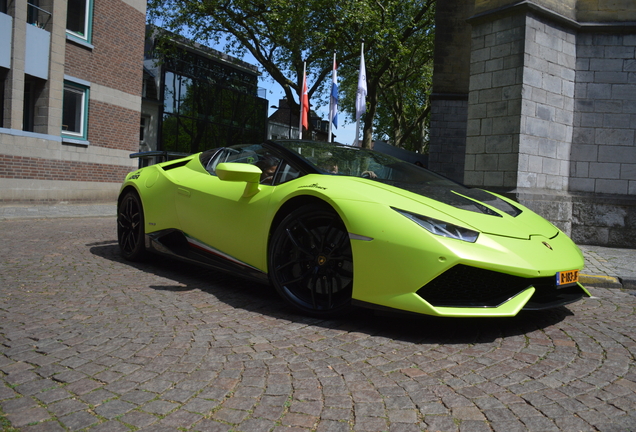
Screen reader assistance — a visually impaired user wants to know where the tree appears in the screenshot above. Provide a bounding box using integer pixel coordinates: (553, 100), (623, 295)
(373, 49), (434, 153)
(148, 0), (435, 149)
(336, 1), (435, 151)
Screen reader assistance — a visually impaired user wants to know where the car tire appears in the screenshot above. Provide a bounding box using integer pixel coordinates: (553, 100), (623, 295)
(269, 203), (353, 317)
(117, 190), (147, 261)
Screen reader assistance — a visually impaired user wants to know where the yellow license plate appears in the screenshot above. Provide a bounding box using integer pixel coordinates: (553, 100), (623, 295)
(556, 270), (579, 286)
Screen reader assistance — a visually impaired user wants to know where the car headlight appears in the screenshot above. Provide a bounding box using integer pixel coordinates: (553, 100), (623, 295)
(393, 208), (479, 243)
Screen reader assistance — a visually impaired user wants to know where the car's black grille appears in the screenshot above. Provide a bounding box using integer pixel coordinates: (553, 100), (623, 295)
(416, 264), (580, 308)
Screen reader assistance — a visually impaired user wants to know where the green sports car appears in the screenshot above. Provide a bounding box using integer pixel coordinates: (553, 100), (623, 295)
(117, 140), (590, 318)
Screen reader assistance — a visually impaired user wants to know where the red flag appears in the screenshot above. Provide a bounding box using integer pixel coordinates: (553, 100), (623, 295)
(301, 71), (309, 130)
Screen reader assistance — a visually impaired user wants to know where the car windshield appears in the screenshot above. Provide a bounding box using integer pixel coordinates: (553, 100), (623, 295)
(276, 140), (455, 185)
(274, 140), (522, 217)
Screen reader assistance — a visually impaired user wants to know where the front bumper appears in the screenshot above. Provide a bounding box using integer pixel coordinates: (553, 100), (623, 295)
(344, 205), (588, 317)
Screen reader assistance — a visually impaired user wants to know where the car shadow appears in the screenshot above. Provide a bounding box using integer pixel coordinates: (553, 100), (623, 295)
(89, 242), (572, 345)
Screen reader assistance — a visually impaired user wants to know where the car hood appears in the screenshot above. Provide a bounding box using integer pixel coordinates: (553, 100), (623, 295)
(346, 178), (559, 240)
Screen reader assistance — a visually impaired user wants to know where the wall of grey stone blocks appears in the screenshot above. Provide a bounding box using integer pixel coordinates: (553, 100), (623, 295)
(464, 13), (525, 189)
(464, 13), (577, 192)
(518, 15), (576, 192)
(428, 98), (468, 183)
(571, 33), (636, 196)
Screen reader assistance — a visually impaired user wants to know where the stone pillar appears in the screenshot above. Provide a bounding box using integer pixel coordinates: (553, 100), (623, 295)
(5, 0), (26, 130)
(43, 0), (67, 136)
(465, 5), (579, 233)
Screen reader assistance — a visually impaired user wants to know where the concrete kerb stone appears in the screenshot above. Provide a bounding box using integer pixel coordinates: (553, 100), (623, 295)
(621, 278), (636, 290)
(0, 202), (117, 220)
(579, 273), (623, 289)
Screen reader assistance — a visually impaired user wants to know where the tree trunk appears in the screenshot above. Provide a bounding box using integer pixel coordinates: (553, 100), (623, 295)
(362, 77), (378, 149)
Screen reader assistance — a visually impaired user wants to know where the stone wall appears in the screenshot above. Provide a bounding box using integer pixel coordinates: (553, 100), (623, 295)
(428, 97), (468, 183)
(431, 0), (636, 247)
(571, 33), (636, 196)
(428, 0), (473, 182)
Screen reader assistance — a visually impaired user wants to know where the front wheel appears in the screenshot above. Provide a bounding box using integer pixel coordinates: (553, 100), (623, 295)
(117, 190), (147, 261)
(269, 203), (354, 317)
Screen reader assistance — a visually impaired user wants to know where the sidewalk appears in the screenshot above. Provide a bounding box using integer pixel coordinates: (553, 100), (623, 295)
(1, 201), (634, 289)
(0, 201), (117, 220)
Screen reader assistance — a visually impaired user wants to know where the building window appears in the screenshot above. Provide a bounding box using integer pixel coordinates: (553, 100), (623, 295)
(140, 116), (147, 141)
(1, 0), (7, 14)
(23, 80), (36, 132)
(62, 82), (89, 139)
(66, 0), (92, 42)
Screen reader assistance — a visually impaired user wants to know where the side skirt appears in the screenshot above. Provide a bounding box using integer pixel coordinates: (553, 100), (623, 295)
(145, 229), (270, 284)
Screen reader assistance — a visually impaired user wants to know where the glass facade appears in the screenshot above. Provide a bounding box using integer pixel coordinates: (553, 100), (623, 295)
(160, 50), (267, 154)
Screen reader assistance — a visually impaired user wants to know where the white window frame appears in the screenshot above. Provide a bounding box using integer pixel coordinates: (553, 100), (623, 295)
(65, 0), (93, 43)
(62, 79), (89, 141)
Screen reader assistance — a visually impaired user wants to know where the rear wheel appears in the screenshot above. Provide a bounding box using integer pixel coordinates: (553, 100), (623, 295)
(269, 204), (353, 317)
(117, 190), (146, 261)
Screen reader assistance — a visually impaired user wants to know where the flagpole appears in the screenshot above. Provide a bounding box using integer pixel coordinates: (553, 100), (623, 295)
(354, 43), (366, 147)
(298, 62), (306, 139)
(327, 53), (335, 143)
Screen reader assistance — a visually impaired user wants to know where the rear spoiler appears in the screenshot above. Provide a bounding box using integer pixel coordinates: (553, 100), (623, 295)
(129, 151), (191, 167)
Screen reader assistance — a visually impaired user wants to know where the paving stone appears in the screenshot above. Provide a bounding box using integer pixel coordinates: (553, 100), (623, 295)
(78, 389), (116, 406)
(142, 399), (179, 415)
(93, 399), (136, 419)
(48, 398), (88, 416)
(89, 420), (131, 432)
(6, 407), (51, 427)
(0, 386), (19, 401)
(191, 418), (233, 431)
(58, 411), (99, 430)
(138, 378), (172, 393)
(119, 410), (158, 428)
(238, 418), (278, 432)
(5, 370), (39, 386)
(1, 217), (636, 431)
(158, 409), (202, 428)
(64, 378), (103, 395)
(51, 370), (85, 384)
(162, 388), (197, 403)
(22, 421), (66, 432)
(2, 395), (39, 413)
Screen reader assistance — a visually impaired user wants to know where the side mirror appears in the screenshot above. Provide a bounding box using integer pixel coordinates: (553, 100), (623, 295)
(216, 163), (261, 197)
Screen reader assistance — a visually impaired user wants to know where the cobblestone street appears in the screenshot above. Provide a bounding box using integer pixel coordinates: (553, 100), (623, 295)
(1, 216), (635, 431)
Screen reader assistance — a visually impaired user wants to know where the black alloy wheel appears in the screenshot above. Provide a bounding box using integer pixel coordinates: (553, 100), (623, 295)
(269, 203), (354, 317)
(117, 190), (146, 261)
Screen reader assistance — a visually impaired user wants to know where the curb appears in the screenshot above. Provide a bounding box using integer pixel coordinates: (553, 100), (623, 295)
(580, 273), (623, 289)
(621, 278), (636, 290)
(0, 203), (116, 220)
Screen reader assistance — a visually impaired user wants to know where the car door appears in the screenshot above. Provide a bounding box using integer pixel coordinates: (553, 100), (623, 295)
(174, 145), (281, 272)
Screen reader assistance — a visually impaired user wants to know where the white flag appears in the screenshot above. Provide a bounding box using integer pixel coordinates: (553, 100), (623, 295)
(353, 44), (367, 146)
(355, 48), (367, 121)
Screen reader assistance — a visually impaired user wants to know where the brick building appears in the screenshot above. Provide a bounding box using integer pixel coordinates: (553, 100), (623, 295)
(0, 0), (145, 202)
(430, 0), (636, 247)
